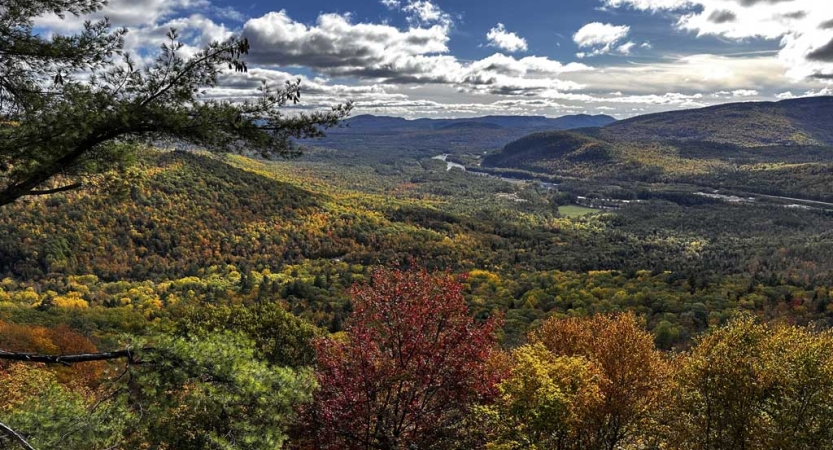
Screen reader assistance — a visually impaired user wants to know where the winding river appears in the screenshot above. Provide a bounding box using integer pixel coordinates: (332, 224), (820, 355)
(431, 154), (466, 171)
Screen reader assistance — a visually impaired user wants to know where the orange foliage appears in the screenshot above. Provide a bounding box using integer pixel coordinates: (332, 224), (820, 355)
(531, 313), (669, 449)
(0, 320), (104, 387)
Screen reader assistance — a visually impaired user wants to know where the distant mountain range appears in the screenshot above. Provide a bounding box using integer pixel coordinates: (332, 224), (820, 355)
(341, 114), (617, 131)
(304, 113), (617, 157)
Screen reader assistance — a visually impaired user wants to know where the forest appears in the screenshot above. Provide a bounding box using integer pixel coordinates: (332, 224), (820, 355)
(3, 1), (833, 449)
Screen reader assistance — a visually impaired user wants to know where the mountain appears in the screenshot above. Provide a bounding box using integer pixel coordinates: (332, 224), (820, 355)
(597, 96), (833, 147)
(482, 97), (833, 199)
(341, 113), (616, 131)
(482, 131), (617, 169)
(304, 113), (616, 158)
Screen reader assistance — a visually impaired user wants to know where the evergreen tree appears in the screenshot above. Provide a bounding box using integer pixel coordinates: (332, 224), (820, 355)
(0, 0), (351, 207)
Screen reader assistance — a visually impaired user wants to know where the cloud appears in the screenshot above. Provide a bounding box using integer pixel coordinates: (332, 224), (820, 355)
(241, 10), (451, 78)
(380, 0), (453, 28)
(486, 23), (528, 53)
(600, 0), (833, 81)
(707, 10), (737, 24)
(566, 53), (795, 95)
(617, 41), (637, 54)
(573, 22), (631, 57)
(241, 9), (589, 97)
(35, 0), (242, 59)
(36, 0), (216, 30)
(601, 0), (693, 11)
(807, 37), (833, 62)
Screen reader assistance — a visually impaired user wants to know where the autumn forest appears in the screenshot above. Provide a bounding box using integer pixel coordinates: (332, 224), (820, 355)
(3, 1), (833, 449)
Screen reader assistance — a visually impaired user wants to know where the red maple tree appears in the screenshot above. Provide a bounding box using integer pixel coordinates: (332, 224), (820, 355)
(298, 267), (501, 449)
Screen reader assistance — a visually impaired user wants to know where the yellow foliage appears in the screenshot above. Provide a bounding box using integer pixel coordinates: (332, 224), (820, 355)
(51, 291), (89, 309)
(484, 343), (602, 449)
(11, 287), (40, 306)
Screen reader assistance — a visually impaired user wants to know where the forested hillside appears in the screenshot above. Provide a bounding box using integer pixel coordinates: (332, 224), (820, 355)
(3, 148), (833, 342)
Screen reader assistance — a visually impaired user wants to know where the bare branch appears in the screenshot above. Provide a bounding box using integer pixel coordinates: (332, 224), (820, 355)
(0, 421), (37, 450)
(0, 348), (151, 365)
(25, 182), (83, 196)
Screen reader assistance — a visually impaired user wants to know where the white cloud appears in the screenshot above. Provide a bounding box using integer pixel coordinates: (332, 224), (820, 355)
(30, 0), (833, 119)
(36, 0), (213, 30)
(601, 0), (833, 81)
(403, 1), (452, 27)
(35, 0), (241, 59)
(486, 23), (528, 53)
(602, 0), (692, 11)
(573, 22), (631, 57)
(617, 41), (637, 54)
(380, 0), (453, 28)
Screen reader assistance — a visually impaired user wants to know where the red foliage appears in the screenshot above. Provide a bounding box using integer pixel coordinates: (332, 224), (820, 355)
(299, 267), (501, 450)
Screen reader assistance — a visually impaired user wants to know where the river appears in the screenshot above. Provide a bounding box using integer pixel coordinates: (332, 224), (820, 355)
(431, 154), (466, 171)
(432, 154), (559, 189)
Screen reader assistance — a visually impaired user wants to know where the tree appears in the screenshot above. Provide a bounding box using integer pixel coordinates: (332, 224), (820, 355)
(171, 301), (321, 367)
(0, 0), (351, 207)
(296, 267), (502, 450)
(481, 343), (603, 450)
(531, 313), (668, 450)
(666, 316), (833, 450)
(0, 363), (125, 450)
(0, 332), (316, 450)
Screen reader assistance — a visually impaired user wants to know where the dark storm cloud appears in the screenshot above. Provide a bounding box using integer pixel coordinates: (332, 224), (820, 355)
(807, 37), (833, 62)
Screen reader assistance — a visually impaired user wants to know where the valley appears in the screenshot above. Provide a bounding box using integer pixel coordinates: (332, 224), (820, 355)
(6, 1), (833, 447)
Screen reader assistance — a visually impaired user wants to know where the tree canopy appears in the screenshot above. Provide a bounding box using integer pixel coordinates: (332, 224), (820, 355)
(0, 0), (351, 207)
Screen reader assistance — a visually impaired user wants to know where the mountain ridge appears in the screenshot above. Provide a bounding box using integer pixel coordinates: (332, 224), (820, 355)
(340, 113), (617, 131)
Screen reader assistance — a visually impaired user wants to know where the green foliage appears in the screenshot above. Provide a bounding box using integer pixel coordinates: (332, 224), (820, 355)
(170, 301), (320, 367)
(2, 149), (833, 346)
(665, 316), (833, 450)
(0, 363), (127, 450)
(122, 332), (315, 450)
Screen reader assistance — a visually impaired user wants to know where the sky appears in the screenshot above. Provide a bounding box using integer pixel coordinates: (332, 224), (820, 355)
(36, 0), (833, 119)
